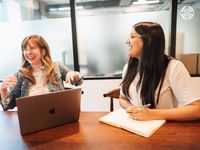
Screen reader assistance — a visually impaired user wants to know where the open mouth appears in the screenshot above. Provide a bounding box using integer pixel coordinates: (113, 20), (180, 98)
(128, 45), (133, 51)
(26, 56), (36, 62)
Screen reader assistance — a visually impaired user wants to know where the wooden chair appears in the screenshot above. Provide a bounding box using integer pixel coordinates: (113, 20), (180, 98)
(103, 88), (120, 111)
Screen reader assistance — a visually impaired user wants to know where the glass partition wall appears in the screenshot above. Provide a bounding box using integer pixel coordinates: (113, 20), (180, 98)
(176, 0), (200, 76)
(0, 0), (73, 79)
(76, 0), (172, 77)
(0, 0), (199, 79)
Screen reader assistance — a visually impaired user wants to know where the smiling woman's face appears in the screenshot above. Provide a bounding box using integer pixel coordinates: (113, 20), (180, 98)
(126, 28), (143, 59)
(23, 40), (44, 66)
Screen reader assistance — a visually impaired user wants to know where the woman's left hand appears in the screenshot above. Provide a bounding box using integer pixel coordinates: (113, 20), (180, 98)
(128, 107), (156, 121)
(66, 71), (82, 85)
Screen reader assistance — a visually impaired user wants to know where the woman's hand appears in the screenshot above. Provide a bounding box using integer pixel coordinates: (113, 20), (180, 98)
(1, 76), (17, 91)
(1, 76), (17, 103)
(65, 71), (82, 85)
(128, 100), (200, 121)
(127, 106), (157, 121)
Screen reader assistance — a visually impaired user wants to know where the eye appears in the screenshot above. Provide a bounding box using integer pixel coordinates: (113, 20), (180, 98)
(29, 46), (37, 51)
(131, 36), (136, 38)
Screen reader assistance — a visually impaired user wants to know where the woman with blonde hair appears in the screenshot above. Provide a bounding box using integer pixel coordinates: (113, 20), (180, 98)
(1, 35), (82, 110)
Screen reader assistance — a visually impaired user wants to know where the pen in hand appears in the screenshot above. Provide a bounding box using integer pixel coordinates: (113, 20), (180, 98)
(126, 103), (151, 113)
(142, 103), (151, 108)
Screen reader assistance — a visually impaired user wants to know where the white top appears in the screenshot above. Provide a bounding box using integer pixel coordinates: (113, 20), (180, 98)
(120, 59), (200, 108)
(28, 70), (49, 96)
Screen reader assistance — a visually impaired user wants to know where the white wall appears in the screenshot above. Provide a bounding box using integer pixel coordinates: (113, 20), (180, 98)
(81, 79), (122, 112)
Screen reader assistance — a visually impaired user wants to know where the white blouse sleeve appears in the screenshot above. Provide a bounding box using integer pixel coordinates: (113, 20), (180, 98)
(169, 60), (200, 106)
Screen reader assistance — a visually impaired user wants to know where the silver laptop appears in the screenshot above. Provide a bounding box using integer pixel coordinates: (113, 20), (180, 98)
(16, 88), (82, 135)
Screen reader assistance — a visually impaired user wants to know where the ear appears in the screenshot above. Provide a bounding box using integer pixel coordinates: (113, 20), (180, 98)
(42, 49), (46, 56)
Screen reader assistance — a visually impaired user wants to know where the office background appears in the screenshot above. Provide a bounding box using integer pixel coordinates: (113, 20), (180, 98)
(0, 0), (200, 111)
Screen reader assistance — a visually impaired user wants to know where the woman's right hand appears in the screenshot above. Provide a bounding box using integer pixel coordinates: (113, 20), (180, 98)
(1, 76), (17, 91)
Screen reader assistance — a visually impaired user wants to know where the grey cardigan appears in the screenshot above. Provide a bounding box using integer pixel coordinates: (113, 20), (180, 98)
(1, 62), (70, 110)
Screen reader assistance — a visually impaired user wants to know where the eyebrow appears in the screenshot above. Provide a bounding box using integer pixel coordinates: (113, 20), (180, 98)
(130, 33), (138, 37)
(131, 33), (141, 37)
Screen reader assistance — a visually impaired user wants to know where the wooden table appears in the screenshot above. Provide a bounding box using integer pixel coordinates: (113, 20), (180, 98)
(0, 111), (200, 150)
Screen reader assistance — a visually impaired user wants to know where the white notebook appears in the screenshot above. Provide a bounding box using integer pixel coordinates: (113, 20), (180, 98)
(99, 108), (165, 137)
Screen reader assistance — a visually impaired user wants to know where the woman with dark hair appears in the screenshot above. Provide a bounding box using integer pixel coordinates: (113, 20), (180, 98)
(0, 35), (82, 110)
(120, 22), (200, 121)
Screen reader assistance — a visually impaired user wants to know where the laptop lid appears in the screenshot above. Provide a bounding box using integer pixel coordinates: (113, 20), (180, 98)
(16, 88), (82, 135)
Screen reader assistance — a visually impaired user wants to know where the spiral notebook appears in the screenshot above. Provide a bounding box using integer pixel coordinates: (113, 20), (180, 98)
(99, 108), (165, 137)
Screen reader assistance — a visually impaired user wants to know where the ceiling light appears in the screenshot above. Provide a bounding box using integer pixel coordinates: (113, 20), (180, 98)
(48, 6), (83, 12)
(132, 0), (160, 5)
(58, 7), (70, 11)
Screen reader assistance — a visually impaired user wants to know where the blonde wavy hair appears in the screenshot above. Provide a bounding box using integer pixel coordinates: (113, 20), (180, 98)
(20, 35), (58, 85)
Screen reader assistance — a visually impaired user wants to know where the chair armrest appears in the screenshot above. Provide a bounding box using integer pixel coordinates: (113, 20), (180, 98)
(103, 88), (120, 99)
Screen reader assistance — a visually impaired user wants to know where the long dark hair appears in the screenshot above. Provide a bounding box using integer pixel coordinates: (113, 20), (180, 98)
(121, 22), (171, 108)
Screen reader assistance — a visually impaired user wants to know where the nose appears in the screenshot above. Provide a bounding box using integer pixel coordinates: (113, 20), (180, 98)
(24, 47), (32, 54)
(126, 38), (130, 44)
(25, 49), (31, 54)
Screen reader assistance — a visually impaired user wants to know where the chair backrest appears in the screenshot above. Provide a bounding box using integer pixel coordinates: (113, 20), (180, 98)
(103, 88), (120, 111)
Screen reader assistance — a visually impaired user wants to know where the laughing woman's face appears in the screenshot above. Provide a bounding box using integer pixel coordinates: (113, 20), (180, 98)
(126, 28), (143, 59)
(23, 40), (44, 67)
